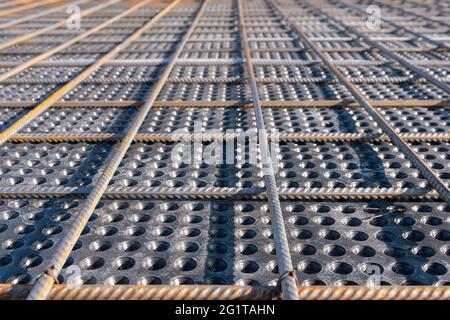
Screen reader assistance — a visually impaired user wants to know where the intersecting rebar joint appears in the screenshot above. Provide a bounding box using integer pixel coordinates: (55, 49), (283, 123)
(273, 269), (299, 300)
(38, 265), (60, 285)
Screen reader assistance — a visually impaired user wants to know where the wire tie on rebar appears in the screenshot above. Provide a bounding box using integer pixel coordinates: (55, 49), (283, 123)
(38, 265), (60, 285)
(273, 269), (298, 299)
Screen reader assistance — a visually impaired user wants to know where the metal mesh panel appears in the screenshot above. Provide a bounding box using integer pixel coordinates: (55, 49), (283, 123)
(0, 0), (449, 299)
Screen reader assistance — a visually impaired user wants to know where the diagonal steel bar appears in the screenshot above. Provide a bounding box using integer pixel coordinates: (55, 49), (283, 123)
(375, 0), (450, 29)
(237, 0), (299, 300)
(325, 0), (450, 95)
(0, 0), (120, 52)
(0, 0), (93, 29)
(270, 0), (450, 204)
(26, 0), (206, 301)
(0, 0), (179, 146)
(338, 0), (449, 50)
(0, 0), (157, 82)
(0, 0), (62, 18)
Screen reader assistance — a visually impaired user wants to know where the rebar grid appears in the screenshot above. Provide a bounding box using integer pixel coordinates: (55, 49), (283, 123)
(0, 0), (448, 300)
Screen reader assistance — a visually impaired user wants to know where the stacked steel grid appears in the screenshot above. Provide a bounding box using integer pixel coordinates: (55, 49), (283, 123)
(0, 0), (448, 300)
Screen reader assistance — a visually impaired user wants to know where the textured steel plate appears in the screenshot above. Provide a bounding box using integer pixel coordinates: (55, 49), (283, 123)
(0, 0), (449, 297)
(0, 198), (448, 286)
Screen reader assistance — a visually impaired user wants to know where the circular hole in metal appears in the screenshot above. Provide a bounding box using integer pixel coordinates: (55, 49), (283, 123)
(117, 240), (141, 252)
(157, 214), (176, 223)
(0, 210), (19, 220)
(125, 226), (145, 237)
(295, 244), (316, 255)
(348, 231), (368, 241)
(236, 216), (256, 225)
(144, 257), (166, 271)
(8, 273), (31, 285)
(319, 229), (340, 240)
(207, 242), (228, 254)
(20, 255), (43, 268)
(2, 239), (25, 250)
(139, 276), (161, 285)
(32, 239), (54, 251)
(207, 258), (228, 272)
(174, 258), (197, 271)
(238, 244), (257, 255)
(302, 279), (326, 286)
(391, 262), (414, 275)
(177, 241), (199, 253)
(152, 226), (173, 237)
(329, 261), (353, 275)
(264, 243), (276, 255)
(384, 247), (405, 258)
(105, 276), (129, 285)
(183, 215), (202, 224)
(206, 277), (227, 285)
(422, 262), (447, 275)
(181, 227), (201, 237)
(96, 226), (118, 236)
(236, 260), (258, 273)
(324, 244), (346, 257)
(0, 255), (12, 267)
(237, 229), (256, 239)
(170, 276), (194, 285)
(298, 261), (322, 274)
(89, 240), (112, 252)
(112, 257), (136, 270)
(411, 246), (435, 257)
(80, 257), (105, 270)
(147, 240), (170, 252)
(292, 229), (312, 239)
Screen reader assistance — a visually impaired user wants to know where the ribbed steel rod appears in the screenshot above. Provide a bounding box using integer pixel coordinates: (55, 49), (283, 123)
(0, 0), (120, 52)
(0, 0), (180, 147)
(3, 284), (450, 301)
(338, 0), (449, 50)
(9, 132), (450, 143)
(375, 0), (450, 29)
(0, 99), (448, 109)
(0, 0), (61, 18)
(26, 0), (207, 301)
(327, 0), (450, 95)
(271, 0), (450, 204)
(0, 0), (92, 29)
(0, 0), (35, 10)
(237, 0), (299, 300)
(0, 0), (156, 82)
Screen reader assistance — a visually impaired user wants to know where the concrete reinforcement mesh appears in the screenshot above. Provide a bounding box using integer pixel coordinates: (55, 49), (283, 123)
(0, 0), (449, 300)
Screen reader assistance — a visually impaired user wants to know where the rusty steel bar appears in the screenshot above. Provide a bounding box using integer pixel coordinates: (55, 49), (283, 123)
(2, 284), (450, 300)
(26, 0), (206, 301)
(9, 132), (450, 143)
(1, 55), (450, 68)
(0, 0), (120, 52)
(326, 1), (450, 95)
(0, 0), (93, 30)
(0, 0), (181, 147)
(339, 0), (449, 50)
(0, 185), (438, 201)
(4, 74), (448, 84)
(0, 0), (62, 18)
(276, 0), (450, 204)
(0, 99), (449, 109)
(375, 0), (450, 29)
(237, 0), (299, 300)
(0, 0), (33, 10)
(0, 0), (157, 82)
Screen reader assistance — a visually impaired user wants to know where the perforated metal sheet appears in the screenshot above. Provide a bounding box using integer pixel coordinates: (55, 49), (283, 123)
(0, 0), (449, 295)
(0, 198), (448, 286)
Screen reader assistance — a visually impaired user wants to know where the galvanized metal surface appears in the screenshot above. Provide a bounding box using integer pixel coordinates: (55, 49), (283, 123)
(0, 0), (449, 300)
